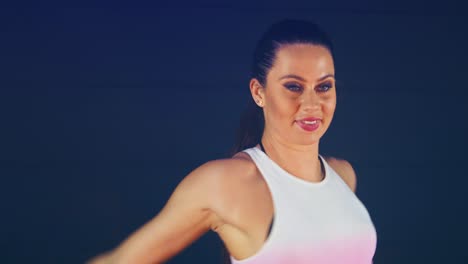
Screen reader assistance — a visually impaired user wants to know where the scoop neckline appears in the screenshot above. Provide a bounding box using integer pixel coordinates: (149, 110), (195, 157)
(253, 145), (330, 187)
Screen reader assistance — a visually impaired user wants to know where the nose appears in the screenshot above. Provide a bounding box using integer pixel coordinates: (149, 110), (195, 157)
(300, 90), (321, 112)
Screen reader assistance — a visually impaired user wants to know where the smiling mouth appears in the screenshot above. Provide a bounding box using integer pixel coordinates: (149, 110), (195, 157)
(300, 120), (318, 125)
(295, 120), (321, 131)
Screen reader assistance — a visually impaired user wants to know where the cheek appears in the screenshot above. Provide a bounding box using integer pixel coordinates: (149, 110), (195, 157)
(267, 95), (297, 124)
(274, 98), (297, 119)
(325, 100), (336, 113)
(323, 92), (337, 113)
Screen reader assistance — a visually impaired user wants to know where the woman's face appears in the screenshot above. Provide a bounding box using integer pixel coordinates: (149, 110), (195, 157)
(252, 43), (336, 145)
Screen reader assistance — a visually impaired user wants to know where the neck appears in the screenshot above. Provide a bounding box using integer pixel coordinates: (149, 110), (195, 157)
(258, 130), (323, 183)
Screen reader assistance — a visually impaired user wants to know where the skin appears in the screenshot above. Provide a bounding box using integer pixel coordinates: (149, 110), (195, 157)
(250, 43), (337, 183)
(86, 43), (357, 264)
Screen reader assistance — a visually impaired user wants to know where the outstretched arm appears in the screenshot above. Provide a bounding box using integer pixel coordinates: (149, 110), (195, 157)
(86, 160), (224, 264)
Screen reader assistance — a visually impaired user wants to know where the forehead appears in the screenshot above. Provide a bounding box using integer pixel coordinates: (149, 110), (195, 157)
(270, 44), (334, 79)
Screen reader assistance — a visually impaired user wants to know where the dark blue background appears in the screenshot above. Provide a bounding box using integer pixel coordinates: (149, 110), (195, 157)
(1, 2), (467, 263)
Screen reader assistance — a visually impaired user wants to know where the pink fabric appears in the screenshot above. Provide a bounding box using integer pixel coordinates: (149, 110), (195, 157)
(232, 235), (376, 263)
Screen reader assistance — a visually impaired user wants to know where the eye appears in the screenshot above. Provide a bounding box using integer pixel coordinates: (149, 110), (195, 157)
(284, 83), (302, 92)
(318, 82), (333, 92)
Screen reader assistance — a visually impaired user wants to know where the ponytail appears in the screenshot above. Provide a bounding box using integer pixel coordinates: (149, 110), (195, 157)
(227, 97), (264, 157)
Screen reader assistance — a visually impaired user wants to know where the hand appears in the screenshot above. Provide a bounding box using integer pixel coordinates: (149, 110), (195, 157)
(85, 251), (114, 264)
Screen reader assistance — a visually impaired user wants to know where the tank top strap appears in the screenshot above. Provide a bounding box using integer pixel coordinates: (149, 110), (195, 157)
(241, 146), (284, 191)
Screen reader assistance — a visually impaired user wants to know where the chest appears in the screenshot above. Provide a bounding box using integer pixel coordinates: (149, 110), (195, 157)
(218, 174), (370, 257)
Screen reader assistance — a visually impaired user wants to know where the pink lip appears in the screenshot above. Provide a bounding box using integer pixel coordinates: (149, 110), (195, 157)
(295, 119), (321, 132)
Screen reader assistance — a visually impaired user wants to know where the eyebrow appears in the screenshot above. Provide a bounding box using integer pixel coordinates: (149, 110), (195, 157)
(278, 74), (335, 82)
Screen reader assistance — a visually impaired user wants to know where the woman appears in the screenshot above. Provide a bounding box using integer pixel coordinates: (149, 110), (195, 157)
(87, 19), (377, 264)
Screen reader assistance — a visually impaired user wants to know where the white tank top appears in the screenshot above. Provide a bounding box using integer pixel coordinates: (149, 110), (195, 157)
(230, 146), (377, 264)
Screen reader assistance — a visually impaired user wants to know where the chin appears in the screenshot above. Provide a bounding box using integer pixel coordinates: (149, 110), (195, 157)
(296, 136), (321, 145)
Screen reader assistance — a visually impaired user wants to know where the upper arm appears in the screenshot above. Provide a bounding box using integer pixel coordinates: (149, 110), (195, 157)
(108, 160), (225, 263)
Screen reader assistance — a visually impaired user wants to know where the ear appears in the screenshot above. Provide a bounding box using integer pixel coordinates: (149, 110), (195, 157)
(249, 78), (265, 107)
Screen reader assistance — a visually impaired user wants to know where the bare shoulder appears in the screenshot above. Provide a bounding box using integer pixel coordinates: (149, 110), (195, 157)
(185, 153), (256, 186)
(207, 151), (261, 194)
(191, 151), (260, 208)
(198, 152), (258, 186)
(324, 156), (357, 192)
